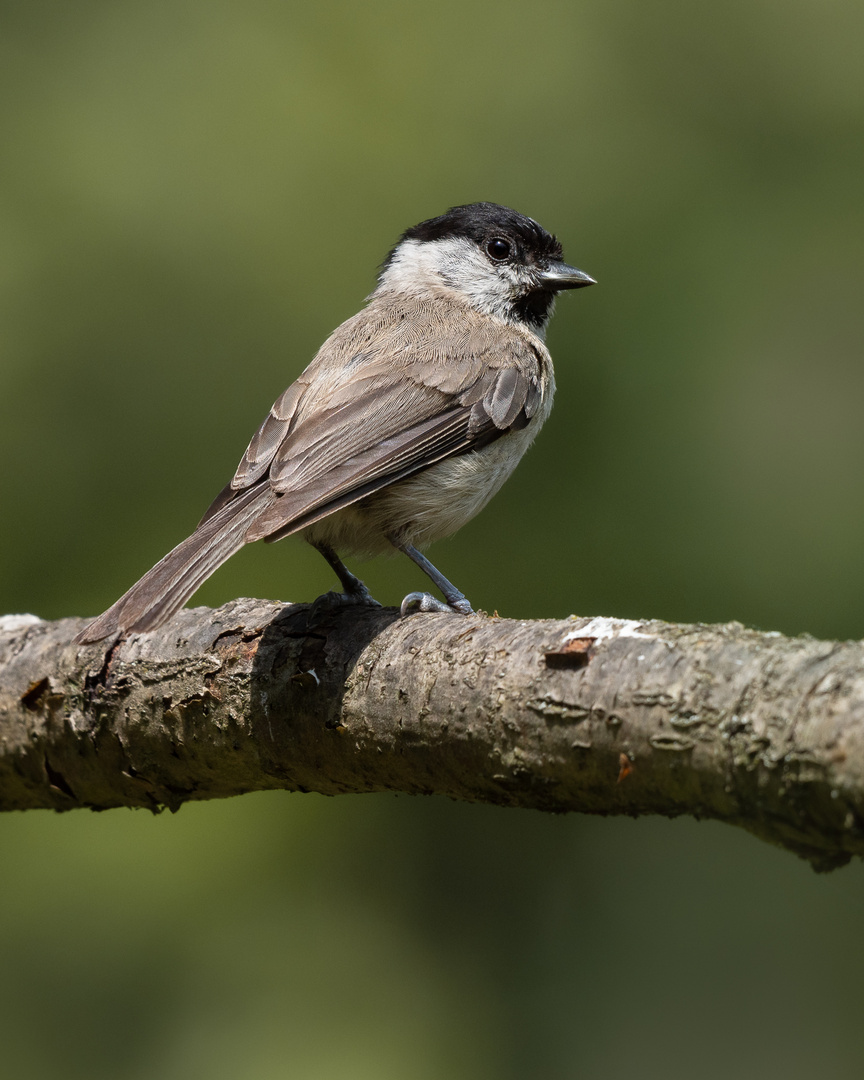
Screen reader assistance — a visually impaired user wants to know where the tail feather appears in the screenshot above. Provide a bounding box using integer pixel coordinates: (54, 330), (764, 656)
(74, 486), (271, 643)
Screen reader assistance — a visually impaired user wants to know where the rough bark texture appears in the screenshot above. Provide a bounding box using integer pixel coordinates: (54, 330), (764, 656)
(2, 599), (863, 871)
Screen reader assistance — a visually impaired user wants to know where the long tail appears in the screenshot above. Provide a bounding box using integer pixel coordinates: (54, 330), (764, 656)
(74, 486), (271, 643)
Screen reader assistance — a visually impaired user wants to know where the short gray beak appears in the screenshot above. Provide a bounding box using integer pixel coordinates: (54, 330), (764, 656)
(538, 260), (596, 290)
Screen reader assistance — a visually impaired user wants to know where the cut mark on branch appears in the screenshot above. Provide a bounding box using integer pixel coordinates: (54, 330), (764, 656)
(545, 637), (595, 670)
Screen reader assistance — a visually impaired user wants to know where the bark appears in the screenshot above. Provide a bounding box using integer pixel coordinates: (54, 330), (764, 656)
(1, 599), (863, 871)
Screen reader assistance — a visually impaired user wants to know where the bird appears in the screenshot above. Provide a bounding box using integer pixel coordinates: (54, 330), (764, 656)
(75, 202), (594, 644)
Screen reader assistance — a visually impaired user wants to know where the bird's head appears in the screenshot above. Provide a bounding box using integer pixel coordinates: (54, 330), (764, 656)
(377, 202), (595, 335)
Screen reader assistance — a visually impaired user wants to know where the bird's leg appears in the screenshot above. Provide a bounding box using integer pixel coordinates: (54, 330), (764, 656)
(311, 542), (381, 607)
(389, 537), (474, 616)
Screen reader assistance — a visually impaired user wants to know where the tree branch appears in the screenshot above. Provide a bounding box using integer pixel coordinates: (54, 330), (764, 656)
(2, 599), (863, 870)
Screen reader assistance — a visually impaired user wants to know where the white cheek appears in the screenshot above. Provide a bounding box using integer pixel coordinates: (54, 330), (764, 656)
(380, 237), (518, 321)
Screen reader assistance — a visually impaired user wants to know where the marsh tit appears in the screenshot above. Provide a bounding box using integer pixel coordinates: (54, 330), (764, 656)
(76, 202), (594, 643)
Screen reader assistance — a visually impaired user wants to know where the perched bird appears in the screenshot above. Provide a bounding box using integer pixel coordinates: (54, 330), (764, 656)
(76, 202), (594, 644)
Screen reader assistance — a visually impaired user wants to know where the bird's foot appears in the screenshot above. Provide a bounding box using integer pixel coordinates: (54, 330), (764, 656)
(400, 591), (474, 617)
(310, 587), (382, 615)
(343, 580), (382, 606)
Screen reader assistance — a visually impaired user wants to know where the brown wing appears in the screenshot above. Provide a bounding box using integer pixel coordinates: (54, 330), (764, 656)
(245, 362), (540, 542)
(203, 296), (545, 543)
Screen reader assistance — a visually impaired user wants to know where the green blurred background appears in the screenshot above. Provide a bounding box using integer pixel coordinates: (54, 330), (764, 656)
(2, 1), (864, 1076)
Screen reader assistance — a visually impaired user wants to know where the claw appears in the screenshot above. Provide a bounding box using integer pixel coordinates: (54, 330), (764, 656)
(400, 592), (473, 617)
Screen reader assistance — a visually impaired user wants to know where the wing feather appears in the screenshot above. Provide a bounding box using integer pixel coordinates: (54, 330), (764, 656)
(212, 296), (547, 545)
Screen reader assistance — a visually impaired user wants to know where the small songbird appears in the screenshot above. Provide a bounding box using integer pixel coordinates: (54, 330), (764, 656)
(76, 202), (594, 643)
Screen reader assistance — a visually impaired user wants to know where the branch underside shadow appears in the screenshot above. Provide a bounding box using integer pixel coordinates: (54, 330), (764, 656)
(2, 599), (864, 871)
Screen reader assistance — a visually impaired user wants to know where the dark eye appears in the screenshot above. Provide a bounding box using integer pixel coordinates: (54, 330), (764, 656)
(486, 238), (511, 261)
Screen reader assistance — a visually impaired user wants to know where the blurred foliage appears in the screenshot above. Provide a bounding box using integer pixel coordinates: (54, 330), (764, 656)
(2, 0), (864, 1076)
